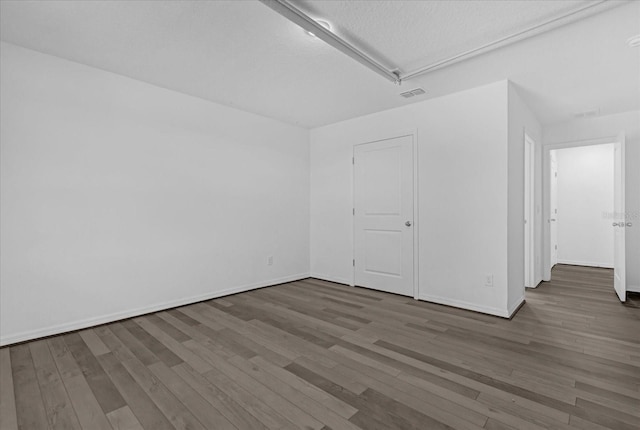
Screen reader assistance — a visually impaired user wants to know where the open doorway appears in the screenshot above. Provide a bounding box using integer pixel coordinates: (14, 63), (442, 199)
(551, 143), (614, 268)
(538, 135), (627, 302)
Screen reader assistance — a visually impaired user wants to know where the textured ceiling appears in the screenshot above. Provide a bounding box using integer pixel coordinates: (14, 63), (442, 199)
(1, 0), (639, 128)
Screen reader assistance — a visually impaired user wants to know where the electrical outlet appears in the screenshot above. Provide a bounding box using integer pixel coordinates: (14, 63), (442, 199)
(484, 274), (493, 287)
(268, 256), (273, 266)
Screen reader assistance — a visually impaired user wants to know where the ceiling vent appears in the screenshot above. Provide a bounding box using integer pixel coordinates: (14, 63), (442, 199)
(400, 88), (426, 98)
(574, 108), (600, 119)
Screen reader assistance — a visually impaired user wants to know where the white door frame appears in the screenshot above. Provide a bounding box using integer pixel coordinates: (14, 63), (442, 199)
(524, 133), (536, 288)
(352, 129), (419, 299)
(542, 136), (622, 281)
(613, 133), (626, 302)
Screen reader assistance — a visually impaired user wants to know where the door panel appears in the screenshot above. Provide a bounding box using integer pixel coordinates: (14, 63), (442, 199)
(364, 230), (402, 276)
(354, 135), (414, 297)
(613, 135), (626, 302)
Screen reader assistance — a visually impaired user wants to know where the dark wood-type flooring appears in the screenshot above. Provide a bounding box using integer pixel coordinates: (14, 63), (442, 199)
(1, 264), (639, 430)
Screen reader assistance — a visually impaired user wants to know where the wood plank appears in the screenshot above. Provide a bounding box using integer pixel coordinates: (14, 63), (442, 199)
(79, 329), (110, 357)
(148, 360), (237, 429)
(63, 332), (126, 414)
(96, 352), (174, 430)
(248, 355), (358, 420)
(173, 362), (269, 430)
(119, 355), (207, 430)
(29, 340), (82, 429)
(200, 347), (324, 429)
(107, 322), (158, 366)
(106, 406), (144, 430)
(134, 317), (212, 373)
(203, 363), (299, 430)
(0, 347), (19, 430)
(62, 375), (114, 430)
(47, 339), (113, 430)
(228, 355), (362, 430)
(9, 344), (49, 430)
(121, 319), (183, 367)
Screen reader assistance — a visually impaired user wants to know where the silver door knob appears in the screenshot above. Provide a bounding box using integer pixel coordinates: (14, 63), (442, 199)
(612, 222), (619, 227)
(405, 221), (412, 227)
(627, 222), (633, 227)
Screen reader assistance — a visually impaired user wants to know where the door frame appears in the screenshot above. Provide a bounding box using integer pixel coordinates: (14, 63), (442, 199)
(542, 135), (622, 281)
(524, 133), (536, 288)
(352, 129), (419, 299)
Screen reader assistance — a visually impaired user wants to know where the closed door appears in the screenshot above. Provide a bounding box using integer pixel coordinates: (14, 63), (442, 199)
(550, 152), (558, 267)
(354, 135), (414, 297)
(613, 134), (626, 302)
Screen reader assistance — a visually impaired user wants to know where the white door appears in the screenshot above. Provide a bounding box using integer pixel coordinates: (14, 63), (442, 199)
(613, 133), (626, 302)
(354, 135), (414, 297)
(550, 151), (559, 268)
(524, 134), (535, 288)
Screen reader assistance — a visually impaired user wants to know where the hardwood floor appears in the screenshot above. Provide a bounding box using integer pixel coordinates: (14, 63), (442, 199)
(1, 264), (639, 430)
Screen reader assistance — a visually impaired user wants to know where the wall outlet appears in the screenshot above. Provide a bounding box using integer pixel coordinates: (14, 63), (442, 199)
(484, 274), (493, 287)
(268, 256), (273, 266)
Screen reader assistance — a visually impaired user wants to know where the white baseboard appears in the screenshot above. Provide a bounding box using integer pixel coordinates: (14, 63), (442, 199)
(627, 285), (640, 293)
(309, 272), (353, 286)
(526, 277), (545, 289)
(418, 293), (511, 318)
(0, 272), (310, 346)
(557, 259), (613, 269)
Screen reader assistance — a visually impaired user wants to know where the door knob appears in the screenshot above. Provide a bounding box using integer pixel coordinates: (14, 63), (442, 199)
(627, 222), (633, 227)
(612, 222), (619, 227)
(405, 221), (412, 227)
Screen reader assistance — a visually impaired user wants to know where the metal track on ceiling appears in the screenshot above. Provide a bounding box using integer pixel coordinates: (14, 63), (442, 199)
(259, 0), (615, 85)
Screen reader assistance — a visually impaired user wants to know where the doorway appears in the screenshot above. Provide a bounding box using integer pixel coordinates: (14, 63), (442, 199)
(541, 136), (626, 302)
(353, 133), (416, 297)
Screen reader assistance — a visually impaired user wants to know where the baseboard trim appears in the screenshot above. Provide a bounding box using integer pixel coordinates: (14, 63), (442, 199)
(627, 285), (640, 293)
(526, 277), (544, 289)
(507, 295), (526, 319)
(557, 260), (613, 269)
(0, 272), (310, 347)
(418, 293), (511, 318)
(309, 272), (353, 287)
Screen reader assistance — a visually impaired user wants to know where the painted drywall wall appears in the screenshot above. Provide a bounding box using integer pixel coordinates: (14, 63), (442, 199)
(554, 145), (614, 268)
(544, 111), (640, 292)
(0, 42), (310, 345)
(507, 84), (543, 310)
(310, 81), (512, 317)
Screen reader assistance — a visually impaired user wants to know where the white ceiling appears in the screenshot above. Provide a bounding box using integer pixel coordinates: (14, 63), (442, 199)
(1, 0), (639, 128)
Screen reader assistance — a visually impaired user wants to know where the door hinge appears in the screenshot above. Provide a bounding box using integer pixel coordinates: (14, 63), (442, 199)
(353, 208), (355, 215)
(352, 157), (354, 164)
(353, 259), (355, 267)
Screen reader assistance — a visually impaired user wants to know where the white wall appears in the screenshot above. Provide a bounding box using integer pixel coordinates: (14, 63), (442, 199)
(507, 84), (543, 310)
(310, 81), (515, 317)
(0, 42), (310, 345)
(554, 145), (614, 268)
(544, 111), (640, 291)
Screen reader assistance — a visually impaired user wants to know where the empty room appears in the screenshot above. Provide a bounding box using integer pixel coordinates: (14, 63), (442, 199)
(1, 1), (639, 429)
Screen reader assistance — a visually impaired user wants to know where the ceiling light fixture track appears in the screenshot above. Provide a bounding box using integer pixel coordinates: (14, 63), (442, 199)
(261, 0), (617, 85)
(401, 0), (612, 80)
(259, 0), (402, 85)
